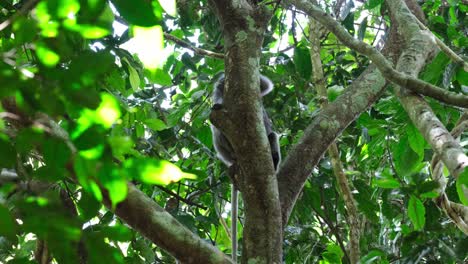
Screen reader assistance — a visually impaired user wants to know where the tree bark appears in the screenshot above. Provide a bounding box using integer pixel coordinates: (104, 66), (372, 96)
(209, 1), (283, 262)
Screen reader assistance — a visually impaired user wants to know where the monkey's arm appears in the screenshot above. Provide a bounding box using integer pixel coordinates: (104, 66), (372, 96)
(262, 108), (281, 170)
(268, 132), (281, 170)
(211, 126), (235, 167)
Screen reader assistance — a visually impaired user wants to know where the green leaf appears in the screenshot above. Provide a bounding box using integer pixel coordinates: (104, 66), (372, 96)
(417, 181), (439, 194)
(74, 93), (121, 138)
(456, 169), (468, 205)
(408, 195), (425, 230)
(0, 204), (17, 242)
(322, 243), (343, 264)
(108, 136), (134, 160)
(12, 17), (38, 44)
(97, 225), (133, 242)
(181, 53), (197, 72)
(357, 17), (368, 40)
(36, 42), (60, 67)
(124, 58), (141, 90)
(73, 126), (105, 150)
(392, 136), (421, 177)
(353, 179), (379, 222)
(455, 67), (468, 85)
(341, 12), (355, 33)
(98, 164), (128, 208)
(144, 118), (167, 131)
(197, 126), (213, 147)
(146, 68), (173, 86)
(375, 178), (400, 189)
(43, 138), (71, 167)
(459, 168), (468, 185)
(110, 0), (161, 27)
(360, 249), (388, 263)
(74, 156), (103, 202)
(420, 53), (450, 84)
(66, 24), (110, 39)
(47, 0), (80, 19)
(77, 191), (101, 222)
(0, 138), (16, 167)
(407, 124), (425, 159)
(293, 44), (312, 79)
(15, 128), (45, 155)
(327, 85), (344, 102)
(105, 69), (127, 95)
(365, 0), (384, 9)
(83, 230), (125, 264)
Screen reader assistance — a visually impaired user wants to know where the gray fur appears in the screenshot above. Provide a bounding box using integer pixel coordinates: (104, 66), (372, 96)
(211, 74), (281, 170)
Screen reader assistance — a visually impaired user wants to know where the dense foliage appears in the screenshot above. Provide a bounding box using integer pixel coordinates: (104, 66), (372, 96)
(0, 0), (467, 263)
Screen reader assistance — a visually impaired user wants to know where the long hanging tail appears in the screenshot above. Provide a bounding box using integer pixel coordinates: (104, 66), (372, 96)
(231, 185), (238, 262)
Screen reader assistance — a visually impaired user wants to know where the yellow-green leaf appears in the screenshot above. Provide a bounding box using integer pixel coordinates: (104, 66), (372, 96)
(408, 195), (425, 230)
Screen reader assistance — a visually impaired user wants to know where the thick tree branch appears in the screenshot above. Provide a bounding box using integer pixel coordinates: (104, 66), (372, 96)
(309, 17), (360, 264)
(277, 64), (387, 226)
(386, 0), (468, 178)
(0, 0), (39, 31)
(1, 104), (232, 264)
(208, 1), (283, 262)
(284, 0), (468, 108)
(411, 16), (468, 71)
(105, 183), (233, 264)
(431, 114), (468, 234)
(277, 0), (427, 227)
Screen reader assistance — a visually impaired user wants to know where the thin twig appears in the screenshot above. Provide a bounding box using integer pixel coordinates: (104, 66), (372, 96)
(157, 185), (208, 210)
(412, 15), (468, 71)
(0, 0), (39, 32)
(163, 33), (224, 59)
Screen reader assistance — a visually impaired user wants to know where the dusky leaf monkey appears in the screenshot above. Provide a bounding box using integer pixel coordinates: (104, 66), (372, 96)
(210, 73), (280, 261)
(211, 74), (281, 170)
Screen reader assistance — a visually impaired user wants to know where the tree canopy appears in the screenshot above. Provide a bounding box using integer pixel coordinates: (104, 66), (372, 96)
(0, 0), (467, 263)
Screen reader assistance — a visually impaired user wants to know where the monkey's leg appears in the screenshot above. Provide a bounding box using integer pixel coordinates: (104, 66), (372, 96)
(268, 132), (281, 170)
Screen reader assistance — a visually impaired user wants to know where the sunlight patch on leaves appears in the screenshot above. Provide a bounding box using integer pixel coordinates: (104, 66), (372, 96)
(36, 43), (60, 67)
(25, 196), (49, 207)
(159, 0), (177, 16)
(79, 144), (105, 159)
(48, 0), (80, 19)
(122, 26), (164, 70)
(124, 158), (196, 185)
(67, 24), (110, 39)
(74, 93), (121, 138)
